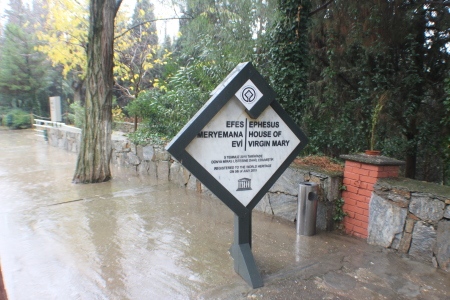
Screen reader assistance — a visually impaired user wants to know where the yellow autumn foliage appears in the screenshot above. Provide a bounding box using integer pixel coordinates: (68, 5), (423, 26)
(37, 0), (172, 99)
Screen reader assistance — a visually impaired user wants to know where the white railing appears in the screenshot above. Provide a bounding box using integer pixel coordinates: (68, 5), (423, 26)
(34, 119), (64, 128)
(33, 119), (81, 139)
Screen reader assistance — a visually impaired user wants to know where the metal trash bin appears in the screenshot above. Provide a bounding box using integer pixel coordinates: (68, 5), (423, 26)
(296, 182), (319, 236)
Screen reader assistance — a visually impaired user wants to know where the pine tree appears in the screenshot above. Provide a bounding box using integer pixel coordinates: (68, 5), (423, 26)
(0, 0), (51, 116)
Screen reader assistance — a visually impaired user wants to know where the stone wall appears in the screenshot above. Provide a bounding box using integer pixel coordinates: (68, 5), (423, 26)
(47, 126), (128, 153)
(112, 121), (143, 133)
(257, 166), (342, 230)
(110, 140), (343, 231)
(46, 122), (140, 151)
(368, 177), (450, 272)
(45, 126), (343, 230)
(47, 126), (81, 153)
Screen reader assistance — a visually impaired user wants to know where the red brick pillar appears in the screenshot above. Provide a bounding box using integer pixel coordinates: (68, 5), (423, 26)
(339, 155), (404, 239)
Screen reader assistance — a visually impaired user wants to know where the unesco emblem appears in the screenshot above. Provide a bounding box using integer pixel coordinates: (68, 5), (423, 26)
(237, 178), (252, 191)
(241, 87), (256, 103)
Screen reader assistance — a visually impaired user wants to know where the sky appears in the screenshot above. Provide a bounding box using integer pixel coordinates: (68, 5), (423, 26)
(0, 0), (180, 41)
(124, 0), (180, 40)
(0, 0), (9, 24)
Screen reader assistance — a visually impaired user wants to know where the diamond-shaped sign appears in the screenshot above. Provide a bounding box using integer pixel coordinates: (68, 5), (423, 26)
(166, 62), (308, 217)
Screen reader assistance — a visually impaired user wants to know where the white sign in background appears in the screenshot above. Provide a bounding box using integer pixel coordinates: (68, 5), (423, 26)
(186, 97), (301, 207)
(49, 96), (62, 122)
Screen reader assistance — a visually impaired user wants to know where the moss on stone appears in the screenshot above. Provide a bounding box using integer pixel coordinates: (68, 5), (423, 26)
(340, 154), (405, 166)
(378, 177), (450, 199)
(290, 163), (344, 178)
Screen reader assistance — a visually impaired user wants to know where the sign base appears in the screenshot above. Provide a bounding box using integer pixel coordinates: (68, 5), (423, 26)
(229, 213), (263, 288)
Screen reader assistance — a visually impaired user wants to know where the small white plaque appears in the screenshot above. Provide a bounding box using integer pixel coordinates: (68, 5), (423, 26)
(186, 97), (300, 207)
(49, 96), (62, 122)
(235, 80), (263, 111)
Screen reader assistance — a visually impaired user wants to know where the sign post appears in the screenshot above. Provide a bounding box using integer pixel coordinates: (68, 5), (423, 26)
(49, 96), (62, 122)
(166, 62), (308, 288)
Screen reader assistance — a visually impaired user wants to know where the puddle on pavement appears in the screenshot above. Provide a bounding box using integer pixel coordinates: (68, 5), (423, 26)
(0, 130), (304, 298)
(2, 130), (450, 300)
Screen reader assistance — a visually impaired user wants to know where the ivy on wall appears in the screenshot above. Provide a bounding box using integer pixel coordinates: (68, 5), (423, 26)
(266, 0), (311, 126)
(266, 0), (449, 184)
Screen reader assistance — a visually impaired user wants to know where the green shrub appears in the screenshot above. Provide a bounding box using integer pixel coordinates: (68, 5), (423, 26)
(68, 102), (84, 128)
(127, 129), (168, 145)
(126, 87), (203, 139)
(5, 109), (32, 129)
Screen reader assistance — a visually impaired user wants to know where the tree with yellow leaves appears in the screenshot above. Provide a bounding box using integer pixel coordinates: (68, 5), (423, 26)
(114, 0), (171, 107)
(36, 0), (89, 103)
(37, 0), (173, 107)
(38, 0), (175, 183)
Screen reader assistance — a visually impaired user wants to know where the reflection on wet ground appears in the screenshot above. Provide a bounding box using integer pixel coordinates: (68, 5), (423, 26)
(1, 129), (450, 300)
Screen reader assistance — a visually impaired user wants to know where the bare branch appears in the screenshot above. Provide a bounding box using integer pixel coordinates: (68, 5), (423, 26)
(64, 40), (86, 48)
(114, 17), (192, 40)
(309, 0), (335, 17)
(114, 82), (135, 99)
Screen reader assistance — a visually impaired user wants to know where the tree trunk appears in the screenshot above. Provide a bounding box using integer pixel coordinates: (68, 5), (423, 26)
(404, 128), (418, 179)
(72, 78), (84, 104)
(405, 152), (417, 179)
(73, 0), (120, 183)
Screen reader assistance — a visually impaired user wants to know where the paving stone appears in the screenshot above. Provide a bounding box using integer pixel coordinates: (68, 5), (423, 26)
(324, 272), (357, 290)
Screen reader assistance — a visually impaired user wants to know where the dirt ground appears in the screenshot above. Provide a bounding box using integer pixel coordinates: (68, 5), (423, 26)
(294, 155), (345, 172)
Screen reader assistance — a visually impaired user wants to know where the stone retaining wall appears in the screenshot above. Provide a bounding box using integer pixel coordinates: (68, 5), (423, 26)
(111, 140), (343, 231)
(47, 126), (81, 153)
(46, 127), (343, 230)
(368, 177), (450, 272)
(112, 121), (143, 133)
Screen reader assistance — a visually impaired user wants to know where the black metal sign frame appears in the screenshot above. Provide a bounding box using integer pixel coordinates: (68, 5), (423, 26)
(166, 62), (309, 288)
(166, 62), (309, 217)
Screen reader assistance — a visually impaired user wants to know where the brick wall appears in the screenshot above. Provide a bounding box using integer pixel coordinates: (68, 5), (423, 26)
(340, 155), (403, 239)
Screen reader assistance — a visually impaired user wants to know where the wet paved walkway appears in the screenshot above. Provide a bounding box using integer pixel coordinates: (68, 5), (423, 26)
(1, 129), (450, 300)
